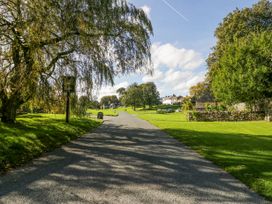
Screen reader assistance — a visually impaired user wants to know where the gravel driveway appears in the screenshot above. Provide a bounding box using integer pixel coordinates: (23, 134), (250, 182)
(0, 112), (268, 204)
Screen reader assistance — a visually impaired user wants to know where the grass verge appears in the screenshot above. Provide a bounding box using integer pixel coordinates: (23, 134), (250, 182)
(129, 109), (272, 201)
(87, 109), (119, 117)
(0, 114), (102, 174)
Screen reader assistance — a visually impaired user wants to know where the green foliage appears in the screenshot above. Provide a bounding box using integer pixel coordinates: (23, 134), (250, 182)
(130, 109), (272, 200)
(141, 82), (160, 108)
(100, 95), (119, 108)
(182, 96), (193, 111)
(156, 109), (175, 114)
(212, 32), (272, 104)
(121, 83), (143, 110)
(0, 114), (101, 173)
(205, 104), (227, 112)
(189, 111), (265, 121)
(157, 104), (180, 110)
(88, 100), (100, 109)
(156, 104), (180, 114)
(214, 0), (272, 44)
(116, 87), (126, 97)
(0, 0), (153, 123)
(208, 0), (272, 107)
(189, 80), (214, 102)
(120, 82), (160, 110)
(72, 96), (90, 117)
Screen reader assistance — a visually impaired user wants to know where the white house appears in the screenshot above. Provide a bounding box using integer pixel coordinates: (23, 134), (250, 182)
(162, 95), (183, 105)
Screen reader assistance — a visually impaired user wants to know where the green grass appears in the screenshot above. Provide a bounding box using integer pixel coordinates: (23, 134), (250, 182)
(128, 109), (272, 201)
(87, 108), (119, 116)
(0, 114), (102, 173)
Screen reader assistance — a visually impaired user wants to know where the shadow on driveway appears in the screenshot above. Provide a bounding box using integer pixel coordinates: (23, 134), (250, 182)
(0, 113), (267, 203)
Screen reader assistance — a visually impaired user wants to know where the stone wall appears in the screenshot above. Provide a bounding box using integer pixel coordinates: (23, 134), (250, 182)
(188, 111), (265, 121)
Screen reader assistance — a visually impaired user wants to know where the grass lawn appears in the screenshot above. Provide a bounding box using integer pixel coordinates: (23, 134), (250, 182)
(128, 109), (272, 201)
(87, 109), (119, 116)
(0, 114), (102, 174)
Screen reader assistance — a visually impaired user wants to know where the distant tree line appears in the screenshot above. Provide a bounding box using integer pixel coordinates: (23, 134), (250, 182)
(98, 82), (160, 110)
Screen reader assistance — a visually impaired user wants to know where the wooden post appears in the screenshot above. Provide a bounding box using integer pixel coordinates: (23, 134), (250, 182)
(66, 91), (70, 123)
(62, 75), (75, 123)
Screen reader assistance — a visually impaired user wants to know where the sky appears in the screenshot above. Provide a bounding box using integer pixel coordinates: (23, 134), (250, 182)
(96, 0), (259, 100)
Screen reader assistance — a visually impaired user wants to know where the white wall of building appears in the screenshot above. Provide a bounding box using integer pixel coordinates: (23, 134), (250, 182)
(162, 99), (173, 105)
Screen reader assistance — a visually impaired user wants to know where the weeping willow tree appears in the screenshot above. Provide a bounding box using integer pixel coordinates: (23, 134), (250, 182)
(0, 0), (153, 123)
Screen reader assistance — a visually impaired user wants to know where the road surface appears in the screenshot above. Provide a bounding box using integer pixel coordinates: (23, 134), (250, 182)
(0, 112), (268, 203)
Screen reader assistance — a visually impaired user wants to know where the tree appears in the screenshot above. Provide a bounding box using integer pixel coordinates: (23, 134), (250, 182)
(72, 95), (90, 117)
(189, 80), (213, 102)
(207, 0), (272, 111)
(116, 87), (126, 106)
(122, 83), (142, 110)
(120, 82), (160, 109)
(100, 95), (119, 108)
(182, 96), (193, 111)
(89, 100), (100, 109)
(141, 82), (160, 108)
(100, 96), (111, 108)
(0, 0), (153, 123)
(110, 95), (119, 107)
(116, 87), (126, 97)
(212, 32), (272, 105)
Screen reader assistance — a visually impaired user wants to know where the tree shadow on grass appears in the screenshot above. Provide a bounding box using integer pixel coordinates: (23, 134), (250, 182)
(17, 115), (44, 119)
(162, 127), (272, 201)
(0, 117), (101, 173)
(0, 120), (267, 203)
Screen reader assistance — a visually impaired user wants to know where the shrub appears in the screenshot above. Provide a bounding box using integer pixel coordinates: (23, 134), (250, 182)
(157, 104), (180, 110)
(156, 108), (175, 114)
(205, 104), (227, 112)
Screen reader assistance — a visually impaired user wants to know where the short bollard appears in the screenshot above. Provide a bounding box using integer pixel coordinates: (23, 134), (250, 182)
(97, 112), (104, 120)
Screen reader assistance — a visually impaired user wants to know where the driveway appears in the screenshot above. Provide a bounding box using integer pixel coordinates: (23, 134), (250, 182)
(0, 112), (268, 203)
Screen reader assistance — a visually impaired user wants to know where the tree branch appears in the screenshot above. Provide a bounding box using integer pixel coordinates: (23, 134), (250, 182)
(34, 30), (122, 48)
(44, 49), (75, 72)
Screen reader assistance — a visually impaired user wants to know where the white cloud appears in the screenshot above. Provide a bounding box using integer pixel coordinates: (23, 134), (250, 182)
(96, 81), (129, 101)
(173, 73), (205, 92)
(142, 70), (164, 82)
(153, 71), (205, 96)
(141, 5), (151, 18)
(142, 43), (205, 96)
(151, 43), (204, 70)
(95, 43), (205, 99)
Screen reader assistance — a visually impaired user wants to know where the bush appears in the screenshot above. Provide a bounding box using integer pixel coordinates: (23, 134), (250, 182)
(157, 104), (180, 110)
(182, 99), (193, 111)
(156, 108), (175, 114)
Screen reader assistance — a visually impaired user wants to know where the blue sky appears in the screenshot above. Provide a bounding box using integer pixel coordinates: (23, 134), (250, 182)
(98, 0), (259, 99)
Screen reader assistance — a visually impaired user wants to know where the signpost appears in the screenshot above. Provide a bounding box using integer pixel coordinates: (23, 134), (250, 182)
(62, 76), (76, 123)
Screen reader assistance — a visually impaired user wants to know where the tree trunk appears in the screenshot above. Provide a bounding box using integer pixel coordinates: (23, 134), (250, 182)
(65, 91), (70, 123)
(1, 99), (20, 123)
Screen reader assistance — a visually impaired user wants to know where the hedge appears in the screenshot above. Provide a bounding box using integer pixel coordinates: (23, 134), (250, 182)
(188, 111), (265, 121)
